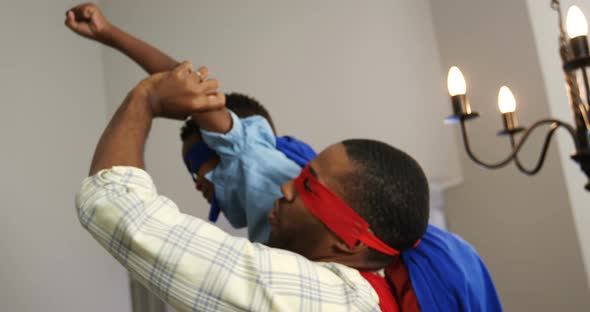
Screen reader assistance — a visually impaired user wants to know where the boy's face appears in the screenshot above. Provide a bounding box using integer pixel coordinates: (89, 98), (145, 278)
(182, 133), (220, 203)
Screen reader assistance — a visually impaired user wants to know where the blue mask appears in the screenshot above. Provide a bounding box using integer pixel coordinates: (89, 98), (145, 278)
(184, 141), (221, 222)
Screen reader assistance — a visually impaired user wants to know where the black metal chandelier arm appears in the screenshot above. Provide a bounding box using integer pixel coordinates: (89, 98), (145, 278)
(460, 121), (515, 169)
(509, 123), (560, 175)
(459, 118), (577, 170)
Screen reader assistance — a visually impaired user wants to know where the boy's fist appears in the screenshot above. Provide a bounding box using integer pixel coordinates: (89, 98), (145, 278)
(65, 3), (111, 43)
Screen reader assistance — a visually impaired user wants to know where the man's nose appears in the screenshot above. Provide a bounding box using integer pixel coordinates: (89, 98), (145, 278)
(281, 180), (295, 201)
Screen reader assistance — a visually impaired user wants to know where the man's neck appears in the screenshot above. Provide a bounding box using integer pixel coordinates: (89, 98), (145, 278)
(315, 254), (391, 272)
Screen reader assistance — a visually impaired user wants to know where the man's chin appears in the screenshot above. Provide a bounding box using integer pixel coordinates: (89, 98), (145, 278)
(266, 233), (282, 249)
(267, 236), (277, 248)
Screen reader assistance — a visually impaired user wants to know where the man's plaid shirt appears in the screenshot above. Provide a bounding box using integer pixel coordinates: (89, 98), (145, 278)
(76, 166), (381, 312)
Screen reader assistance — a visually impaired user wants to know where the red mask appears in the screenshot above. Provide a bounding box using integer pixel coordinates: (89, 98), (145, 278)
(294, 165), (420, 256)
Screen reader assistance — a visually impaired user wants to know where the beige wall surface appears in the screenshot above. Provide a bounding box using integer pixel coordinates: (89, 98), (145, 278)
(430, 0), (589, 310)
(0, 1), (131, 311)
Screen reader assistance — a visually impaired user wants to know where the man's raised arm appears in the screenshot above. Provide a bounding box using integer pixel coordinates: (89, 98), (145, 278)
(89, 61), (223, 175)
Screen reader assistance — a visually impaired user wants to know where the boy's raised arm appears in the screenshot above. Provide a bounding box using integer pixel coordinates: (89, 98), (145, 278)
(65, 3), (178, 74)
(65, 3), (232, 133)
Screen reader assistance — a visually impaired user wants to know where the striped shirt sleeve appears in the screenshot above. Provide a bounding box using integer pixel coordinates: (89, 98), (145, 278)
(75, 166), (380, 312)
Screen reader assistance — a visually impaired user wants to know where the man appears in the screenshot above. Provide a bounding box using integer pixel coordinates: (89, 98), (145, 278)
(77, 62), (433, 311)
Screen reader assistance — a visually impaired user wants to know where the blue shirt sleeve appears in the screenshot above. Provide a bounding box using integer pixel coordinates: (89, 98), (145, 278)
(200, 111), (301, 243)
(200, 111), (275, 158)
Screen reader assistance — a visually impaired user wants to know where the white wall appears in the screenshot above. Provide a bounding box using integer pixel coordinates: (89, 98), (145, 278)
(526, 0), (590, 286)
(430, 0), (590, 310)
(0, 1), (131, 312)
(99, 0), (462, 234)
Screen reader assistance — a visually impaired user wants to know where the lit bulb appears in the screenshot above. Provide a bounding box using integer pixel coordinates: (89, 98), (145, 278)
(447, 66), (467, 96)
(567, 6), (588, 39)
(498, 86), (516, 114)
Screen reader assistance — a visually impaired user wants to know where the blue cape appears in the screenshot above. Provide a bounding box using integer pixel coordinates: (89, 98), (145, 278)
(403, 225), (502, 311)
(275, 136), (318, 168)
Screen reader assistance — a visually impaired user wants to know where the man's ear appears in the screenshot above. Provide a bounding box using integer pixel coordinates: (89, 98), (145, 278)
(334, 240), (368, 255)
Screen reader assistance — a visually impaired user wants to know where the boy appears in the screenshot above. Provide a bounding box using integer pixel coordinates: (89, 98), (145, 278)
(180, 93), (314, 242)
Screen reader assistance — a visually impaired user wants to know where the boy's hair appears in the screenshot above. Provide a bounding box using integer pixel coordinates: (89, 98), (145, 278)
(340, 139), (430, 259)
(180, 92), (275, 141)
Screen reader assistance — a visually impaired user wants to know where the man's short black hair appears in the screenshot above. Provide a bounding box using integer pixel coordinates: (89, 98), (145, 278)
(180, 92), (275, 141)
(340, 139), (429, 258)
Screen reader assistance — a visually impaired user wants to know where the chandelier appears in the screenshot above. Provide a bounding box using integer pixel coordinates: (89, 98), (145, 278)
(445, 1), (590, 191)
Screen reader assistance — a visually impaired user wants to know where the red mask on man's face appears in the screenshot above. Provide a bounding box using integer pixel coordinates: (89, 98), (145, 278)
(294, 165), (420, 256)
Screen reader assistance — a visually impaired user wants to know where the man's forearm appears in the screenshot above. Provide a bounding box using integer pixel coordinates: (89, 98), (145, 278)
(104, 25), (179, 74)
(89, 89), (152, 176)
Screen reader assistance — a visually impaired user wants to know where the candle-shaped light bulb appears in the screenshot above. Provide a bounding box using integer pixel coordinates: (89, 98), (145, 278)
(447, 66), (467, 96)
(498, 86), (516, 114)
(567, 6), (588, 39)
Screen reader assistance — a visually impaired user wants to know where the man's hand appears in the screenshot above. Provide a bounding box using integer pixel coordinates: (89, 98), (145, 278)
(65, 3), (112, 43)
(138, 61), (226, 120)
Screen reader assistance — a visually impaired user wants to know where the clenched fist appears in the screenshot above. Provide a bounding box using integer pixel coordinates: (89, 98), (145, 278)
(65, 3), (112, 43)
